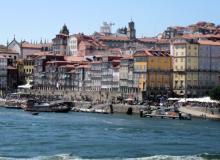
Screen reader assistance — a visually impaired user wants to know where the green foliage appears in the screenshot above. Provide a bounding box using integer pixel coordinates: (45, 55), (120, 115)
(210, 86), (220, 101)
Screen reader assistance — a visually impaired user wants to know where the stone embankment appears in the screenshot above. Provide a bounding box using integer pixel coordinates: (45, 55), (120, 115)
(179, 106), (220, 120)
(111, 104), (147, 114)
(72, 101), (147, 114)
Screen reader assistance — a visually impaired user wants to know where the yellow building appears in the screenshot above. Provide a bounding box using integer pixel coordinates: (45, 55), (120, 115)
(133, 49), (172, 99)
(23, 57), (35, 83)
(16, 59), (25, 84)
(172, 39), (199, 97)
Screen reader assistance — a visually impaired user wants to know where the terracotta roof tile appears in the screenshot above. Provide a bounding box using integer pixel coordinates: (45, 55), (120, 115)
(99, 36), (130, 41)
(21, 42), (42, 49)
(198, 40), (220, 46)
(64, 56), (86, 62)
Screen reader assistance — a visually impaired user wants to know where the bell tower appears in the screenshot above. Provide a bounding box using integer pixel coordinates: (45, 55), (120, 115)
(60, 24), (69, 35)
(128, 20), (136, 39)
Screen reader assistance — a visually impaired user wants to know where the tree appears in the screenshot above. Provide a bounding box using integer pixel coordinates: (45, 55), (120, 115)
(210, 86), (220, 101)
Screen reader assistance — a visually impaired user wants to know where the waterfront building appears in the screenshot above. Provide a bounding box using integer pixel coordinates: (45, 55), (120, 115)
(101, 55), (121, 91)
(171, 39), (199, 97)
(119, 55), (134, 94)
(33, 53), (65, 89)
(198, 40), (220, 96)
(0, 55), (7, 93)
(133, 49), (172, 100)
(45, 61), (73, 90)
(172, 38), (220, 97)
(112, 60), (120, 92)
(57, 65), (75, 90)
(7, 65), (18, 91)
(52, 24), (69, 55)
(68, 69), (76, 91)
(90, 61), (102, 91)
(16, 59), (25, 85)
(73, 65), (91, 91)
(23, 56), (35, 83)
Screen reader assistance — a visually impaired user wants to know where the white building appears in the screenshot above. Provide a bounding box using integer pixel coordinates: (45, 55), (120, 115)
(0, 55), (7, 91)
(67, 35), (78, 56)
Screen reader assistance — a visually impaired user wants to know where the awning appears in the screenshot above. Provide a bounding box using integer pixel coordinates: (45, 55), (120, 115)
(18, 84), (33, 89)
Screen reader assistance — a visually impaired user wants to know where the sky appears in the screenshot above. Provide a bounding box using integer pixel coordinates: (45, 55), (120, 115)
(0, 0), (220, 44)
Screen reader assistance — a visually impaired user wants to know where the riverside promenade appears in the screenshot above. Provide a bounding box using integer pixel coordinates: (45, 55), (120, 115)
(179, 106), (220, 120)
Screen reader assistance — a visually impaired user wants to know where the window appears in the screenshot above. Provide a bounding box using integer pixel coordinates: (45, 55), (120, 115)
(188, 58), (191, 63)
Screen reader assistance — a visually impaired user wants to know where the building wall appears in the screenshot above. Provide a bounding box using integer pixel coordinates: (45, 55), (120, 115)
(133, 56), (147, 91)
(23, 59), (34, 83)
(22, 48), (41, 58)
(172, 43), (199, 96)
(67, 36), (78, 56)
(199, 45), (211, 70)
(7, 40), (21, 56)
(0, 57), (7, 90)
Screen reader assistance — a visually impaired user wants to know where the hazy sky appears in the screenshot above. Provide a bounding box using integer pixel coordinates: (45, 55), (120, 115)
(1, 0), (220, 44)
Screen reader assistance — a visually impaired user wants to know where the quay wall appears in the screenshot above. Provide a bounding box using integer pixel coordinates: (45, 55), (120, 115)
(179, 106), (220, 120)
(186, 105), (220, 116)
(72, 101), (146, 114)
(112, 104), (146, 114)
(26, 89), (123, 102)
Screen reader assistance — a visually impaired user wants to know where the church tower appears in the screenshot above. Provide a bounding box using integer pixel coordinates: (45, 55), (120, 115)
(127, 20), (136, 40)
(60, 24), (69, 35)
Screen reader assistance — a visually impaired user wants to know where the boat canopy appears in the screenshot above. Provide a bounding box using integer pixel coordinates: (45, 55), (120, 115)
(18, 83), (33, 89)
(178, 97), (219, 104)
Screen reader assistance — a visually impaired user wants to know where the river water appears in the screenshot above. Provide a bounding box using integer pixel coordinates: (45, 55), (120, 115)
(0, 107), (220, 160)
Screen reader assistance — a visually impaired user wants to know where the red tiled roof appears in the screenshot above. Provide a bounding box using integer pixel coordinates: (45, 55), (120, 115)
(182, 34), (220, 39)
(99, 36), (130, 41)
(46, 61), (68, 64)
(91, 61), (102, 64)
(121, 54), (133, 60)
(64, 56), (86, 62)
(76, 65), (91, 69)
(59, 65), (76, 68)
(21, 42), (42, 49)
(0, 45), (18, 54)
(198, 40), (220, 46)
(138, 37), (157, 43)
(134, 49), (170, 57)
(138, 37), (170, 44)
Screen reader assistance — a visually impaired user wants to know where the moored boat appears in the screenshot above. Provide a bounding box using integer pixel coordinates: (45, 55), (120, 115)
(24, 99), (73, 113)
